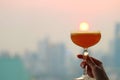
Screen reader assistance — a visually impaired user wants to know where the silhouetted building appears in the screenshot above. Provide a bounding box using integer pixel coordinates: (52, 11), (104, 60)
(114, 23), (120, 67)
(23, 37), (68, 80)
(38, 37), (67, 79)
(0, 56), (30, 80)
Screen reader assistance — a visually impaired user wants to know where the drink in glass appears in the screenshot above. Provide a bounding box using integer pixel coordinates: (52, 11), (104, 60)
(71, 31), (101, 80)
(71, 31), (101, 48)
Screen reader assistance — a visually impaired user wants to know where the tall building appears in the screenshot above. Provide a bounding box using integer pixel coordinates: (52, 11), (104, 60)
(114, 23), (120, 67)
(38, 37), (67, 79)
(23, 37), (68, 80)
(0, 56), (30, 80)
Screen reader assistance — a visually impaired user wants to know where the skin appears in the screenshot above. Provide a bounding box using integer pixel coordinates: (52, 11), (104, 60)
(77, 54), (109, 80)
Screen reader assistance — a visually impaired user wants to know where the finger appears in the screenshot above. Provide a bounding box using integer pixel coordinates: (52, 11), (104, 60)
(78, 54), (102, 67)
(80, 61), (87, 69)
(77, 54), (102, 64)
(89, 57), (102, 65)
(86, 56), (96, 68)
(77, 54), (83, 59)
(87, 65), (94, 78)
(77, 54), (88, 61)
(81, 61), (95, 78)
(90, 57), (104, 70)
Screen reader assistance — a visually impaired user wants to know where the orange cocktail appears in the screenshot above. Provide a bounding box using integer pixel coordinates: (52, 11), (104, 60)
(70, 22), (102, 80)
(71, 31), (101, 48)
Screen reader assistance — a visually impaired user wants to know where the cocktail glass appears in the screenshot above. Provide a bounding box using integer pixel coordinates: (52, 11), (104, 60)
(71, 31), (101, 80)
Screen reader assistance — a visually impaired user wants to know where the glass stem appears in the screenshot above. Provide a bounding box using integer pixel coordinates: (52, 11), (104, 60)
(83, 48), (88, 75)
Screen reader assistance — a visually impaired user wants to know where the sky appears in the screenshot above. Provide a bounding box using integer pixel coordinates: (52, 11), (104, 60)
(0, 0), (120, 54)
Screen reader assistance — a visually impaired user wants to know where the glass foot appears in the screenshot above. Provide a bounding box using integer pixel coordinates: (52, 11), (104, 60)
(74, 75), (96, 80)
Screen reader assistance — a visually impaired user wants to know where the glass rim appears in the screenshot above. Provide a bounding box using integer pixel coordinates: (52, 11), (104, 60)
(70, 31), (101, 34)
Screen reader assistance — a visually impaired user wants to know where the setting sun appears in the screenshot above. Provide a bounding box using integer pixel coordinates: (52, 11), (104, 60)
(79, 22), (89, 31)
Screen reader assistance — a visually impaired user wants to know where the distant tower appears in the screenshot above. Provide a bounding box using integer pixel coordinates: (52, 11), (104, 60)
(114, 23), (120, 67)
(0, 56), (30, 80)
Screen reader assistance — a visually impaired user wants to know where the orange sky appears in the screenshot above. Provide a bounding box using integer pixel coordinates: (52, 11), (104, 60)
(0, 0), (120, 54)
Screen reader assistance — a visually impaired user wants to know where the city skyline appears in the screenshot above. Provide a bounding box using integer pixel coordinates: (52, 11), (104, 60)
(0, 28), (120, 80)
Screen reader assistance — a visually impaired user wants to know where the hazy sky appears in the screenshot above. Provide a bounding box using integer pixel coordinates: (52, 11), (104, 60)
(0, 0), (120, 54)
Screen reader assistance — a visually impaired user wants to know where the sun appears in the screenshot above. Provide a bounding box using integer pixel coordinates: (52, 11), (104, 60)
(79, 22), (89, 31)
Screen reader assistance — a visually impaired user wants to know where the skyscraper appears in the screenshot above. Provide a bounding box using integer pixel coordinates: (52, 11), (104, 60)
(114, 23), (120, 67)
(0, 56), (30, 80)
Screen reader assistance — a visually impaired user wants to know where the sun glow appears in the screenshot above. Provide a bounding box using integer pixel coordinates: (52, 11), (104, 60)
(79, 22), (89, 31)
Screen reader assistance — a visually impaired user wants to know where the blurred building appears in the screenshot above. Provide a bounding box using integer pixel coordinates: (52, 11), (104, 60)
(114, 23), (120, 67)
(0, 54), (30, 80)
(110, 23), (120, 79)
(23, 37), (68, 80)
(38, 37), (67, 80)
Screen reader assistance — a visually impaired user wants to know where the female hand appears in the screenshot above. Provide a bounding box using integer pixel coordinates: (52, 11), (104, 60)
(77, 54), (109, 80)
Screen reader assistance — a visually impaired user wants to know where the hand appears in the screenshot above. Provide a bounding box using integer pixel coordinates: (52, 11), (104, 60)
(77, 54), (109, 80)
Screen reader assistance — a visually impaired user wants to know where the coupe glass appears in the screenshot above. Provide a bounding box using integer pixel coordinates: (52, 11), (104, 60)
(71, 31), (101, 80)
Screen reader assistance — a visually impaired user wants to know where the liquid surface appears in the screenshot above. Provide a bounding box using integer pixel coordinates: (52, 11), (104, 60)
(71, 32), (101, 48)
